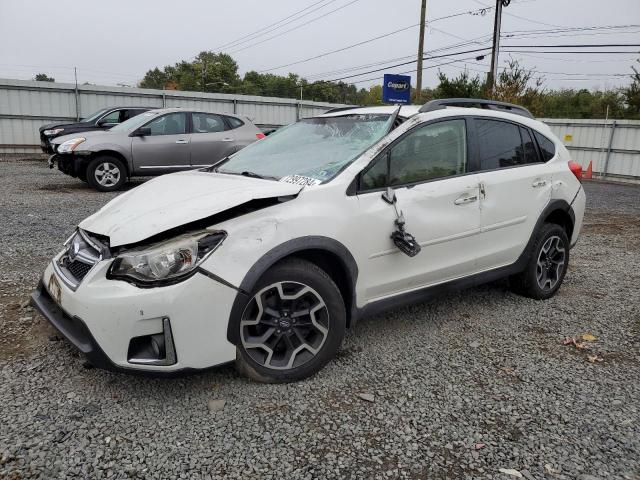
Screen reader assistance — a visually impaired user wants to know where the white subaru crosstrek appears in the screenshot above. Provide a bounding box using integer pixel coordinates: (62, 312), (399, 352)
(32, 99), (586, 382)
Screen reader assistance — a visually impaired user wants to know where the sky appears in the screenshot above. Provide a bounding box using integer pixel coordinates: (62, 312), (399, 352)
(0, 0), (639, 92)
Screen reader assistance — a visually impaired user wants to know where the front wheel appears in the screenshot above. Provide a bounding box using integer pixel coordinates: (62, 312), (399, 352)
(86, 156), (127, 192)
(510, 223), (570, 300)
(235, 258), (346, 383)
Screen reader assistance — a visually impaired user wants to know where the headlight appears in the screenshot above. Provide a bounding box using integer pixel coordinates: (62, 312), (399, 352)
(44, 128), (65, 136)
(108, 231), (226, 285)
(57, 137), (86, 153)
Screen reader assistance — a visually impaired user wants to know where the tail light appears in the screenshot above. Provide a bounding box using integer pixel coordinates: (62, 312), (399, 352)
(568, 161), (582, 182)
(256, 133), (265, 139)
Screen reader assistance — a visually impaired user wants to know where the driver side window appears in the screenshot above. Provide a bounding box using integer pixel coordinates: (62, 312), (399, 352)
(146, 112), (187, 136)
(360, 119), (468, 191)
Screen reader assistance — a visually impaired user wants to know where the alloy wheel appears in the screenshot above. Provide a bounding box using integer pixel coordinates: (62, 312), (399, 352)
(240, 281), (330, 370)
(94, 162), (121, 187)
(536, 235), (566, 291)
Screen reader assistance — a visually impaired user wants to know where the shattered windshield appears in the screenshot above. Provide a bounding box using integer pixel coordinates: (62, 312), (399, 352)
(216, 114), (393, 183)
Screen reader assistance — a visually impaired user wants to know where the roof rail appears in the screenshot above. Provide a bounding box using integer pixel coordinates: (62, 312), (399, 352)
(419, 98), (533, 118)
(323, 105), (362, 114)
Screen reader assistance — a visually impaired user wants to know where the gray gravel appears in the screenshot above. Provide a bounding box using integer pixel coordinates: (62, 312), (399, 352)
(1, 159), (639, 479)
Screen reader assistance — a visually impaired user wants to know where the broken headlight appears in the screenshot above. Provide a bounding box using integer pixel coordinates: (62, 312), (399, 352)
(108, 231), (226, 285)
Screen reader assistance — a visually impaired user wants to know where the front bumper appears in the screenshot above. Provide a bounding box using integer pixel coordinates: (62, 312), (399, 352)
(32, 256), (238, 373)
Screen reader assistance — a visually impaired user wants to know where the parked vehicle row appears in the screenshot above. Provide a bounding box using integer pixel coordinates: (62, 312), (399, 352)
(47, 108), (265, 191)
(40, 106), (153, 153)
(32, 98), (586, 383)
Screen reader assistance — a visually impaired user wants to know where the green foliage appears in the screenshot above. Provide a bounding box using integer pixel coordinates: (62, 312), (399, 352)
(436, 70), (485, 98)
(34, 73), (55, 82)
(622, 60), (640, 117)
(138, 52), (640, 119)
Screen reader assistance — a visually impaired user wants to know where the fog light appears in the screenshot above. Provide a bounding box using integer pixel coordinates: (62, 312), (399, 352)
(127, 318), (176, 366)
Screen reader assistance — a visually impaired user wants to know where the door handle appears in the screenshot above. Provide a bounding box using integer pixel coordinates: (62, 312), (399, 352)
(532, 179), (547, 188)
(175, 139), (189, 144)
(454, 194), (478, 205)
(222, 137), (234, 142)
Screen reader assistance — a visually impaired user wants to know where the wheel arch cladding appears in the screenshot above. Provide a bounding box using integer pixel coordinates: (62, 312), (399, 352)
(90, 151), (130, 176)
(226, 236), (359, 345)
(543, 203), (575, 240)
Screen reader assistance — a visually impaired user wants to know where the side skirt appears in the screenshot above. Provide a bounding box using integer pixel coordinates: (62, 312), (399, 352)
(357, 261), (520, 319)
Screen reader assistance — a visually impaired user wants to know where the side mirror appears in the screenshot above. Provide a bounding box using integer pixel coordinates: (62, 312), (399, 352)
(381, 186), (396, 205)
(133, 126), (151, 137)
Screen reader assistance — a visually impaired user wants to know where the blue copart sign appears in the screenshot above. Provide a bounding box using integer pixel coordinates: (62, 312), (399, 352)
(382, 74), (411, 104)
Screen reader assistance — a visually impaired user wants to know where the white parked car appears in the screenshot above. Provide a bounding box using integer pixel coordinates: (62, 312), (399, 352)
(32, 99), (586, 382)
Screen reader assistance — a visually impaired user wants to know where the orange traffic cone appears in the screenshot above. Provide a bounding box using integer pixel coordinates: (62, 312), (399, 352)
(584, 161), (593, 180)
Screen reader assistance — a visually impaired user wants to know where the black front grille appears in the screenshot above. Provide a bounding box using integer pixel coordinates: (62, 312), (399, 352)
(66, 260), (93, 281)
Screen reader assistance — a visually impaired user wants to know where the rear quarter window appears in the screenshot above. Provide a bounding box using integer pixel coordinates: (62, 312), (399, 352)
(533, 131), (556, 161)
(225, 116), (245, 129)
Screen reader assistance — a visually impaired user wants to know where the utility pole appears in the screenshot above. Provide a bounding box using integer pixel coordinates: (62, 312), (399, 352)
(415, 0), (427, 104)
(74, 67), (80, 121)
(201, 59), (206, 93)
(488, 0), (510, 94)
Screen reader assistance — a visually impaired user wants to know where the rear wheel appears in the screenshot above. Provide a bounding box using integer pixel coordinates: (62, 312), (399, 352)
(510, 223), (569, 300)
(235, 259), (346, 383)
(86, 155), (127, 192)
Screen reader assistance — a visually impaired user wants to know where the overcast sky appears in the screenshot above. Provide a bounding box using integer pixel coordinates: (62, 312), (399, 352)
(1, 0), (638, 92)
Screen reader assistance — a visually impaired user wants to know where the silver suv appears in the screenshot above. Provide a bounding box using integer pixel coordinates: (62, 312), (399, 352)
(50, 108), (265, 191)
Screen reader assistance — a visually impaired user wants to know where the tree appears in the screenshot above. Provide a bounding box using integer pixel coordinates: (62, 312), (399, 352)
(621, 59), (640, 117)
(139, 51), (241, 92)
(436, 70), (485, 98)
(34, 73), (54, 82)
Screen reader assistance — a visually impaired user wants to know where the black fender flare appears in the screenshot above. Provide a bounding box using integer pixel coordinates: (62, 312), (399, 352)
(513, 198), (575, 271)
(226, 236), (359, 345)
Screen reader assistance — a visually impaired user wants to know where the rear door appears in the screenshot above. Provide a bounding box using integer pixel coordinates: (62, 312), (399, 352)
(189, 112), (238, 167)
(130, 112), (191, 174)
(355, 117), (482, 302)
(471, 118), (552, 270)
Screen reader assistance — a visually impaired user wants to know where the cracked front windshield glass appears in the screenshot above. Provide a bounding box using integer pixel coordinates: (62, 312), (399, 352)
(217, 114), (393, 183)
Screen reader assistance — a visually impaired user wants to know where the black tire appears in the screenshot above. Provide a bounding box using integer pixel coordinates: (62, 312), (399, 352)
(509, 223), (570, 300)
(235, 258), (346, 383)
(86, 155), (127, 192)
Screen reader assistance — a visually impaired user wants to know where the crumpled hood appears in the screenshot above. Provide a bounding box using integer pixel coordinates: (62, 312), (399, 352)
(79, 171), (302, 247)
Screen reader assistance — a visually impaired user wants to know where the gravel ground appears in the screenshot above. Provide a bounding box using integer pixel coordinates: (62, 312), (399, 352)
(1, 160), (639, 480)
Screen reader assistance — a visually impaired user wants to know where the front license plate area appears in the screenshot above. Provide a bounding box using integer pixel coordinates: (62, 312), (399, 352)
(48, 273), (62, 306)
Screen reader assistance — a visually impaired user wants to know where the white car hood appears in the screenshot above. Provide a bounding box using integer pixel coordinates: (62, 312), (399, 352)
(80, 171), (302, 247)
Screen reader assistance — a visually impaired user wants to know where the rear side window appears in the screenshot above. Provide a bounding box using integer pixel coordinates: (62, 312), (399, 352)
(476, 119), (525, 169)
(533, 131), (556, 161)
(192, 113), (225, 133)
(225, 116), (245, 129)
(520, 127), (541, 164)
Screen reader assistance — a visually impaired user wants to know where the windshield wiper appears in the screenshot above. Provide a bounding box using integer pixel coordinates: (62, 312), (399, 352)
(240, 171), (266, 179)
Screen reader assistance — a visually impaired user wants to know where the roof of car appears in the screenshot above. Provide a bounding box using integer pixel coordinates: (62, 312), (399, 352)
(145, 107), (243, 118)
(319, 105), (421, 119)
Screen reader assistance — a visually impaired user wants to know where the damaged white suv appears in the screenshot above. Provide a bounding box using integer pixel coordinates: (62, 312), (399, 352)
(32, 99), (586, 382)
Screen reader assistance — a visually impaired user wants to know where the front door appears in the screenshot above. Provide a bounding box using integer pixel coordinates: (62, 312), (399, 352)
(189, 112), (238, 166)
(471, 118), (553, 270)
(355, 118), (483, 303)
(131, 112), (191, 174)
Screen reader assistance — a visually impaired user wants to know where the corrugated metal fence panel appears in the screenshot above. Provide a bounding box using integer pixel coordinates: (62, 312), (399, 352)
(540, 118), (640, 179)
(0, 78), (349, 153)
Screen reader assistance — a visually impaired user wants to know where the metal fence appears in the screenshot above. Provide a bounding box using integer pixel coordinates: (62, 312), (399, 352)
(1, 78), (639, 181)
(0, 78), (349, 154)
(540, 118), (640, 182)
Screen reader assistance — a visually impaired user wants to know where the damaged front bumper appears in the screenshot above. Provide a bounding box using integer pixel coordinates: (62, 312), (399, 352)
(32, 255), (239, 374)
(50, 153), (85, 178)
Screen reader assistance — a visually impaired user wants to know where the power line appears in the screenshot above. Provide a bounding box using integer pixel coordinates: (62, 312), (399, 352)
(214, 0), (336, 51)
(257, 6), (496, 73)
(227, 0), (361, 54)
